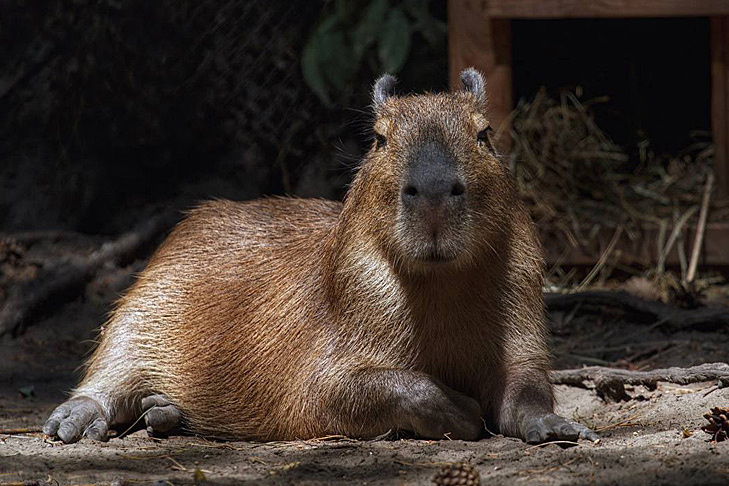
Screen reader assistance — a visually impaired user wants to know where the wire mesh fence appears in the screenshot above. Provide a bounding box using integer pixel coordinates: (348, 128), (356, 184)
(0, 0), (333, 229)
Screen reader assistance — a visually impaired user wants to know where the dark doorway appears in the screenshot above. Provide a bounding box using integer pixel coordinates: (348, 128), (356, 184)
(512, 17), (711, 155)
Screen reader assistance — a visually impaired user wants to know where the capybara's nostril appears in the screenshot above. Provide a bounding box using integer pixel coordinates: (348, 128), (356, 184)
(403, 185), (419, 198)
(451, 182), (465, 197)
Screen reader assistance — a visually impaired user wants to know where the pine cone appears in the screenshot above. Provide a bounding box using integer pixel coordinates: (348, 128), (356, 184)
(702, 406), (729, 442)
(432, 462), (480, 486)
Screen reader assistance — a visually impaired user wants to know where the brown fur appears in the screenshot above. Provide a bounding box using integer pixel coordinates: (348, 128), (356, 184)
(64, 72), (559, 442)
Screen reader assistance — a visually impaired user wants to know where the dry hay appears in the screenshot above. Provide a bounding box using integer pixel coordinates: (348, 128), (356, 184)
(505, 89), (723, 234)
(503, 89), (728, 288)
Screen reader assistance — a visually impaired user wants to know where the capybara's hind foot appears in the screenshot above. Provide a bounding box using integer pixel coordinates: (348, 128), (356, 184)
(43, 396), (109, 443)
(141, 394), (182, 437)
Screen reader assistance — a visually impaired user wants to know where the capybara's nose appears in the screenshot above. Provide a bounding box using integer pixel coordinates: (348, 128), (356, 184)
(402, 142), (465, 206)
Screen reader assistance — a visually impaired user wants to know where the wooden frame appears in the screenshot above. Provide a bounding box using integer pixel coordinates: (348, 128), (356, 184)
(485, 1), (729, 19)
(449, 1), (512, 151)
(712, 16), (729, 198)
(449, 0), (729, 198)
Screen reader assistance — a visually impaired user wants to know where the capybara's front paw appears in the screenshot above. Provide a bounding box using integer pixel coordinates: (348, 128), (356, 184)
(141, 394), (182, 437)
(437, 392), (483, 440)
(522, 412), (598, 444)
(405, 383), (483, 440)
(43, 396), (109, 443)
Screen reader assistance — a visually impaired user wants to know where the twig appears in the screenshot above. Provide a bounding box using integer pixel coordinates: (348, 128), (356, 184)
(551, 362), (729, 401)
(576, 225), (623, 291)
(0, 427), (42, 434)
(117, 408), (153, 439)
(0, 210), (180, 337)
(685, 172), (714, 284)
(594, 413), (642, 431)
(164, 455), (187, 471)
(393, 460), (459, 469)
(307, 434), (351, 442)
(676, 225), (688, 281)
(656, 206), (698, 274)
(655, 219), (668, 273)
(524, 440), (579, 452)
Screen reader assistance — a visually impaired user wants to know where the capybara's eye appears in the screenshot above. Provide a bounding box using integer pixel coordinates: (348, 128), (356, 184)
(375, 133), (387, 149)
(477, 126), (493, 151)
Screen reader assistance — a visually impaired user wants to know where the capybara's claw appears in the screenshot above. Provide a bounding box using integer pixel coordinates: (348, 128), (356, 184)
(43, 396), (108, 443)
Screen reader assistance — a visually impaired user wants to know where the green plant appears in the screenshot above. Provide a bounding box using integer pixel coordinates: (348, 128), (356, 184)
(302, 0), (445, 106)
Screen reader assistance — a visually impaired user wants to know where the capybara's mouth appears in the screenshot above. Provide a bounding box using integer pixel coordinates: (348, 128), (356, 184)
(419, 250), (457, 263)
(404, 233), (464, 265)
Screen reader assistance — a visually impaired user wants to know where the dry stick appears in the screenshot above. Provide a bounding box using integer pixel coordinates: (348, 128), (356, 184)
(546, 246), (571, 282)
(0, 211), (180, 337)
(164, 455), (188, 471)
(0, 427), (42, 434)
(393, 460), (460, 469)
(594, 413), (642, 432)
(524, 440), (580, 452)
(685, 172), (715, 284)
(116, 408), (154, 439)
(576, 225), (623, 291)
(655, 219), (668, 274)
(551, 362), (729, 401)
(677, 229), (688, 280)
(656, 205), (698, 274)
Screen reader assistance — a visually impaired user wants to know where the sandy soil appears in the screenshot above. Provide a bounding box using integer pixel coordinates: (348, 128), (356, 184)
(2, 384), (728, 485)
(1, 247), (728, 485)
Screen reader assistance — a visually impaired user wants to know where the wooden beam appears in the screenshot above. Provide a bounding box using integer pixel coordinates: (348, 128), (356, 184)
(448, 0), (512, 150)
(486, 0), (729, 19)
(712, 16), (729, 198)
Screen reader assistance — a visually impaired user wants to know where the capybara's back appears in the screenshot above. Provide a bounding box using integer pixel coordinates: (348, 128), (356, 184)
(45, 70), (597, 445)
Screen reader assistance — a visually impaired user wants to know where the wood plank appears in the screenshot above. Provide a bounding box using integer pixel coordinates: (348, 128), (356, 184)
(542, 223), (729, 267)
(712, 16), (729, 198)
(448, 0), (513, 150)
(486, 0), (729, 19)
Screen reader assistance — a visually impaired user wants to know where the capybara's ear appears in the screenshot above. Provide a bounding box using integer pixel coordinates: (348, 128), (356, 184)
(372, 74), (397, 110)
(460, 68), (486, 106)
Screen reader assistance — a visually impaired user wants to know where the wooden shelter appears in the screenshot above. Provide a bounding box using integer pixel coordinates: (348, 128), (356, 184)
(449, 0), (729, 267)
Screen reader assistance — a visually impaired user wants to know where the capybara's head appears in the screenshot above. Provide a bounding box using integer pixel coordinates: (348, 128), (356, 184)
(353, 68), (509, 273)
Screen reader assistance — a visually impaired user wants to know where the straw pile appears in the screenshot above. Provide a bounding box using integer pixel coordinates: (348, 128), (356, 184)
(502, 89), (728, 288)
(505, 89), (722, 237)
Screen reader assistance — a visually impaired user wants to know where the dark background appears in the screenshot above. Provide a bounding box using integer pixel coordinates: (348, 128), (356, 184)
(0, 1), (712, 235)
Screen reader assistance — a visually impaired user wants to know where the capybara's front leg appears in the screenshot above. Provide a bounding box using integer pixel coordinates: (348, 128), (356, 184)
(498, 372), (598, 444)
(326, 369), (483, 440)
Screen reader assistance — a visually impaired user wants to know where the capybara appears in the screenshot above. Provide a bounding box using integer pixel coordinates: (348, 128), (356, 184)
(44, 69), (597, 444)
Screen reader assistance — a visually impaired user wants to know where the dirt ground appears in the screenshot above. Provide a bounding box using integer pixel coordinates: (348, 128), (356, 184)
(1, 248), (728, 485)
